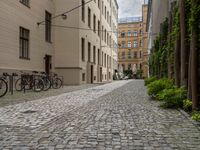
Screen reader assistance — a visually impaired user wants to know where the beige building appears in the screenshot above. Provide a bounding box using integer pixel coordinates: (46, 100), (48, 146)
(0, 0), (118, 85)
(118, 5), (148, 78)
(147, 0), (170, 52)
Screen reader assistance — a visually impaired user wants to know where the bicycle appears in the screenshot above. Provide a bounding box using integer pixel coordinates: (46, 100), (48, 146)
(15, 71), (44, 92)
(0, 73), (8, 98)
(51, 73), (62, 89)
(40, 72), (51, 91)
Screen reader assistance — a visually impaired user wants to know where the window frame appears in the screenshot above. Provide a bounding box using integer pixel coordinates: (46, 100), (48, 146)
(19, 26), (30, 60)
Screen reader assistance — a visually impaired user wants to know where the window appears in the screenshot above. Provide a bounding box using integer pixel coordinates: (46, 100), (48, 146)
(45, 11), (52, 42)
(133, 31), (138, 37)
(104, 29), (106, 43)
(82, 73), (85, 81)
(93, 46), (96, 64)
(102, 1), (104, 15)
(134, 51), (137, 58)
(121, 32), (125, 37)
(128, 41), (131, 48)
(107, 11), (109, 23)
(19, 27), (29, 59)
(98, 20), (100, 36)
(88, 7), (91, 28)
(98, 49), (100, 65)
(93, 14), (96, 32)
(104, 54), (106, 67)
(140, 40), (143, 47)
(140, 30), (143, 36)
(20, 0), (30, 7)
(134, 40), (138, 48)
(107, 33), (109, 45)
(88, 42), (91, 62)
(110, 16), (112, 26)
(102, 26), (104, 40)
(122, 52), (125, 59)
(128, 30), (131, 36)
(121, 41), (126, 48)
(107, 55), (109, 67)
(82, 0), (85, 22)
(128, 50), (131, 59)
(105, 6), (107, 19)
(102, 52), (104, 66)
(139, 51), (142, 58)
(98, 0), (100, 8)
(81, 38), (85, 61)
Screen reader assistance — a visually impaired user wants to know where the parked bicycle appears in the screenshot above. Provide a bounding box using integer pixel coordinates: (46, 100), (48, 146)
(0, 73), (9, 98)
(15, 71), (44, 92)
(41, 72), (62, 89)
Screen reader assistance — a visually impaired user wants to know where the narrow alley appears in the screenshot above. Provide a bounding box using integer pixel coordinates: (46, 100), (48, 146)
(0, 80), (200, 150)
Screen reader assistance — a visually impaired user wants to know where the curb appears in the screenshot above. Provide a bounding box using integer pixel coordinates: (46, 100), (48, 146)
(178, 109), (200, 131)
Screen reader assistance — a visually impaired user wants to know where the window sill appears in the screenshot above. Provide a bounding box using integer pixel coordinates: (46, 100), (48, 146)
(19, 57), (30, 60)
(46, 40), (52, 44)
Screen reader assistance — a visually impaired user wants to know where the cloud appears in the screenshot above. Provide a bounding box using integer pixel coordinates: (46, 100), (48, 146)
(117, 0), (146, 18)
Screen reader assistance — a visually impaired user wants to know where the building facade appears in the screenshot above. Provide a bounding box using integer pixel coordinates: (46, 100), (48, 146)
(118, 4), (148, 78)
(0, 0), (118, 85)
(147, 0), (170, 53)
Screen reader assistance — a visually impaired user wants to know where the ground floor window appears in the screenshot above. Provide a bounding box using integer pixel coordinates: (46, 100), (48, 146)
(82, 73), (85, 81)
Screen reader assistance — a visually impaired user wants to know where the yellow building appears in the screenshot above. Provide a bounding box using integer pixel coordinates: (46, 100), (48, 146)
(118, 4), (148, 78)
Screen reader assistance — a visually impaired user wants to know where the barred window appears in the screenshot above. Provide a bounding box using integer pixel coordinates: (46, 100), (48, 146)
(19, 27), (29, 59)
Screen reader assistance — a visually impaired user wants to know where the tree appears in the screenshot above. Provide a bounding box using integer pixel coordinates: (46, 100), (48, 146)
(179, 0), (189, 88)
(190, 0), (199, 110)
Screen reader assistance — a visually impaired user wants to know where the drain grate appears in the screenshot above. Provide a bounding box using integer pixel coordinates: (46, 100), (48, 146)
(21, 110), (37, 114)
(90, 89), (104, 92)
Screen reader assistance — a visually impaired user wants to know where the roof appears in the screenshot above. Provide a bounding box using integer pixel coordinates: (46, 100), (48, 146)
(118, 17), (143, 24)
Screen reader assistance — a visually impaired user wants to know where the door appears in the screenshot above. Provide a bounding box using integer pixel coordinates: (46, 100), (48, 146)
(91, 65), (93, 84)
(100, 67), (102, 82)
(45, 55), (51, 74)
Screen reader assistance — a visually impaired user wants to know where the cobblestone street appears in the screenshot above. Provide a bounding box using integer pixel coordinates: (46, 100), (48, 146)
(0, 80), (200, 150)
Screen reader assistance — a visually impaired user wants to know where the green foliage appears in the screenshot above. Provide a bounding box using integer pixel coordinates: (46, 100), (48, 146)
(144, 76), (157, 86)
(192, 111), (200, 122)
(147, 78), (174, 97)
(158, 88), (187, 108)
(183, 99), (192, 112)
(149, 18), (169, 78)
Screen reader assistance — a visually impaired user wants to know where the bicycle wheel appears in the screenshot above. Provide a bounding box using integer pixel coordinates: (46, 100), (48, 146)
(33, 79), (44, 92)
(42, 78), (51, 91)
(15, 78), (23, 91)
(0, 79), (8, 98)
(52, 78), (62, 89)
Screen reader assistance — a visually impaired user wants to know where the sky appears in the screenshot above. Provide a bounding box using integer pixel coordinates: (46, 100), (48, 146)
(117, 0), (148, 19)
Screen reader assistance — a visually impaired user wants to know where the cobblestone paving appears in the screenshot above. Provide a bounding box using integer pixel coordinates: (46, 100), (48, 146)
(0, 80), (200, 150)
(0, 84), (98, 107)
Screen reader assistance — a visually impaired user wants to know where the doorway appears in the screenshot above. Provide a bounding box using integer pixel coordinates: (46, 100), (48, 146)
(45, 55), (51, 74)
(100, 67), (102, 82)
(91, 65), (93, 84)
